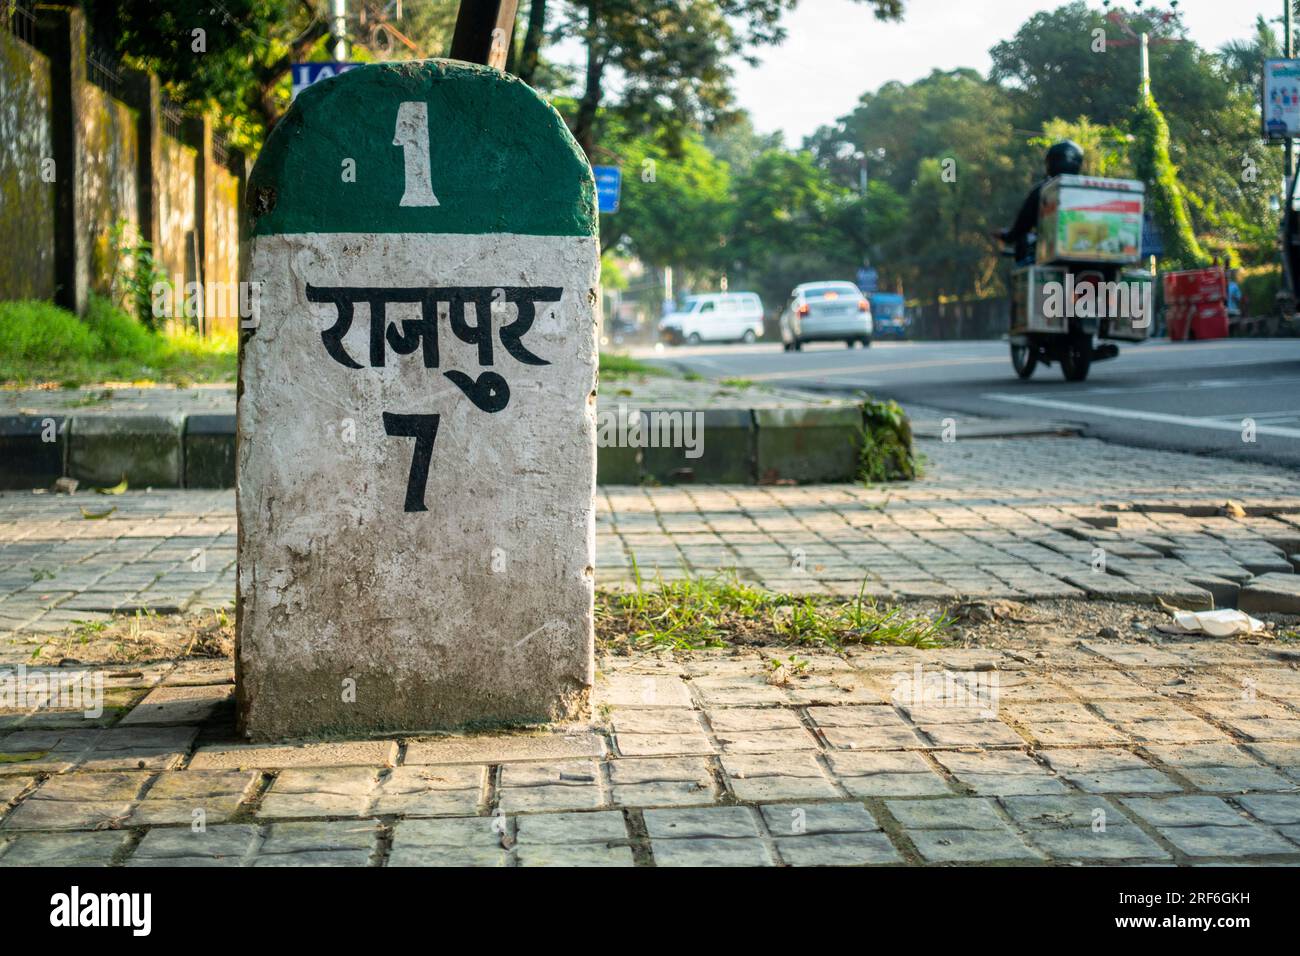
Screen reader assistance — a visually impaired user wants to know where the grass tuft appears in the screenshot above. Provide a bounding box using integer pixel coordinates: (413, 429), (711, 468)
(597, 571), (951, 651)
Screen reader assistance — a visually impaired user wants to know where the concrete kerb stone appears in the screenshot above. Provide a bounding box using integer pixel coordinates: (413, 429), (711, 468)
(639, 407), (755, 484)
(0, 415), (66, 490)
(0, 403), (872, 487)
(184, 414), (237, 489)
(68, 413), (185, 488)
(754, 406), (863, 484)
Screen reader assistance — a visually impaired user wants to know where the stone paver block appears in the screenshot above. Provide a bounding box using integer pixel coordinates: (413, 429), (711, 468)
(75, 725), (199, 772)
(643, 806), (759, 840)
(389, 816), (506, 864)
(515, 810), (627, 845)
(370, 765), (484, 817)
(130, 769), (259, 825)
(608, 756), (717, 808)
(1237, 794), (1300, 825)
(1121, 795), (1250, 829)
(405, 733), (605, 765)
(498, 760), (603, 813)
(128, 824), (259, 866)
(885, 797), (1006, 830)
(714, 726), (820, 753)
(775, 831), (900, 866)
(933, 750), (1067, 796)
(189, 739), (398, 770)
(708, 707), (804, 732)
(0, 829), (131, 866)
(651, 836), (773, 866)
(908, 827), (1044, 863)
(257, 820), (378, 866)
(723, 752), (839, 802)
(119, 684), (232, 725)
(517, 844), (636, 866)
(594, 673), (694, 708)
(1157, 823), (1297, 858)
(1040, 748), (1181, 793)
(759, 801), (879, 836)
(1029, 826), (1170, 861)
(1, 770), (151, 831)
(609, 708), (703, 735)
(827, 750), (951, 797)
(258, 767), (377, 819)
(1238, 572), (1300, 614)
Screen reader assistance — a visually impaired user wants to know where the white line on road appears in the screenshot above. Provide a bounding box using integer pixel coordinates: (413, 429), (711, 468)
(981, 393), (1300, 439)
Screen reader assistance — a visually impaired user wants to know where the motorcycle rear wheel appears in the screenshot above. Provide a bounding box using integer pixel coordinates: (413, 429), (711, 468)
(1011, 343), (1037, 380)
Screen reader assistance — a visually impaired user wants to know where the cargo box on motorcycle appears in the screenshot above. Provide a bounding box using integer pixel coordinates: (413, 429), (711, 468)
(1037, 175), (1145, 266)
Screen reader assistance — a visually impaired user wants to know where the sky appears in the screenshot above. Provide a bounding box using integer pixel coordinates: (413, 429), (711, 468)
(733, 0), (1284, 145)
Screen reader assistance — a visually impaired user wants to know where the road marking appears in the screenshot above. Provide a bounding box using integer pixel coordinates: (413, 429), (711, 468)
(982, 393), (1300, 439)
(741, 355), (1004, 382)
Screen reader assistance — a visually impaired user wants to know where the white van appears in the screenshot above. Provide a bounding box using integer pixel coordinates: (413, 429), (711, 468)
(658, 292), (765, 345)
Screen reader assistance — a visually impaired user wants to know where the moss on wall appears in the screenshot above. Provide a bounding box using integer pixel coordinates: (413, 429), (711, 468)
(0, 32), (56, 300)
(81, 83), (140, 295)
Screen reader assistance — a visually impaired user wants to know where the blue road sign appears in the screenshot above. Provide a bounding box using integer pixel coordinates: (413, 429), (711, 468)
(1141, 212), (1164, 259)
(291, 62), (362, 100)
(593, 165), (621, 213)
(856, 266), (879, 293)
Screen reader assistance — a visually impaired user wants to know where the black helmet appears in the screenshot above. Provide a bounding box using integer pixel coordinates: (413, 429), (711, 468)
(1046, 140), (1084, 177)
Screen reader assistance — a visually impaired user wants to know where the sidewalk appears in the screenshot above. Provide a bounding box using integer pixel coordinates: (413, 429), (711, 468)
(1, 432), (1299, 866)
(2, 429), (1297, 644)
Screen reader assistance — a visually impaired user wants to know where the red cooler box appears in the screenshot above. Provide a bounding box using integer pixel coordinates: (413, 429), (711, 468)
(1162, 268), (1228, 340)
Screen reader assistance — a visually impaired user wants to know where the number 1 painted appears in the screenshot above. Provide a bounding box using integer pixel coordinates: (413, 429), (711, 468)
(393, 102), (439, 207)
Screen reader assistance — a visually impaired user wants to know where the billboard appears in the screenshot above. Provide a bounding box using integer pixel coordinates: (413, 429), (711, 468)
(1263, 59), (1300, 140)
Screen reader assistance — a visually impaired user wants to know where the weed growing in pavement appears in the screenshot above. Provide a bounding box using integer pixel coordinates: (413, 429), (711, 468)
(597, 568), (951, 651)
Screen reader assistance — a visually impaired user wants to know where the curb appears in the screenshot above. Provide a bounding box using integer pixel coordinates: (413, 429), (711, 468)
(0, 404), (882, 489)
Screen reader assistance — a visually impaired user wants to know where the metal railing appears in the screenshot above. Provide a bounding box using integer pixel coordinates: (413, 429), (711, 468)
(6, 0), (37, 47)
(161, 96), (186, 141)
(86, 43), (124, 97)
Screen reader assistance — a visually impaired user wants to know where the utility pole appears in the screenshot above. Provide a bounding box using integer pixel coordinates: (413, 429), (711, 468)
(1140, 31), (1150, 96)
(332, 0), (348, 60)
(1287, 0), (1294, 181)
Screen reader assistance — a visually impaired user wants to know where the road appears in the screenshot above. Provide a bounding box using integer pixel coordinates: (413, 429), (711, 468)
(628, 337), (1300, 469)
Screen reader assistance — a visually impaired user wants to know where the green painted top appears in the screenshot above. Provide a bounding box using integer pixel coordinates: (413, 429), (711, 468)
(248, 60), (596, 237)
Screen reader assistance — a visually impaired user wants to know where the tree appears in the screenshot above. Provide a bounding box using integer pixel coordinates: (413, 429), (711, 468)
(607, 130), (733, 288)
(1132, 91), (1207, 269)
(548, 0), (905, 159)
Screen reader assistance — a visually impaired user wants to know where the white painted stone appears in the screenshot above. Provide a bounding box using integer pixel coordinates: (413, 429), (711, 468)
(238, 231), (598, 737)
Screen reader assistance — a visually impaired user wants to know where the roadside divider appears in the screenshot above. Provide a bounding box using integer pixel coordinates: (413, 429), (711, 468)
(0, 401), (918, 488)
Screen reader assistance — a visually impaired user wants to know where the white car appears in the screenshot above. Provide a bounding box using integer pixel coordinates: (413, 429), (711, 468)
(658, 292), (765, 345)
(779, 281), (873, 350)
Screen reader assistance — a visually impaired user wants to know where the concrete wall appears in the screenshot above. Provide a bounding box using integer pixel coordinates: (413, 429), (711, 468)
(157, 134), (197, 292)
(81, 82), (139, 296)
(0, 7), (244, 330)
(206, 162), (242, 334)
(0, 29), (56, 300)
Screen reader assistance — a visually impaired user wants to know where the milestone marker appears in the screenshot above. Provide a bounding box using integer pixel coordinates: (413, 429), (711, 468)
(237, 61), (599, 738)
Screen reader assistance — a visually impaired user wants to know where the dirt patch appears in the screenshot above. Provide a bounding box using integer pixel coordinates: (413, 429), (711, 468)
(32, 610), (233, 665)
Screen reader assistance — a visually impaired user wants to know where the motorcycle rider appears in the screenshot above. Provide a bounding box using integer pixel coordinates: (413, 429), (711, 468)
(1000, 140), (1085, 263)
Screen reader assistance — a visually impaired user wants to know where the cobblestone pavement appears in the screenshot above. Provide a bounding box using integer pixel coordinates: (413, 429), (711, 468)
(2, 645), (1300, 866)
(1, 434), (1299, 865)
(3, 433), (1297, 649)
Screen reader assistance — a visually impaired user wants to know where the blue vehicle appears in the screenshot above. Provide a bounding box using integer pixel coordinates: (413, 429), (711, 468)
(869, 293), (909, 339)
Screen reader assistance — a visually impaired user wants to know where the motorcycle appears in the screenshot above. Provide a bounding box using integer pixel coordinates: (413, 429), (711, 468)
(1003, 252), (1149, 382)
